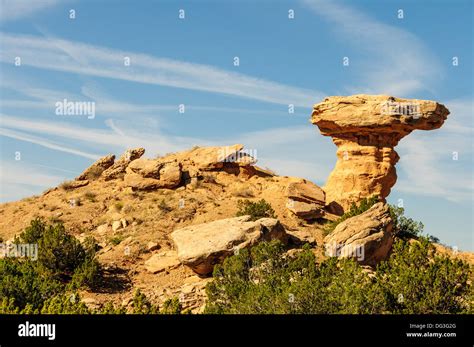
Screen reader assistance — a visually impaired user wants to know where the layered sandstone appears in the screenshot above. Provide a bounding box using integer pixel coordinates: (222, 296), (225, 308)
(311, 95), (449, 213)
(324, 202), (394, 266)
(171, 216), (288, 275)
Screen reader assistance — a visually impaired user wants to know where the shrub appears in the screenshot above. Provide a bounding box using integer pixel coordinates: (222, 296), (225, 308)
(389, 205), (424, 238)
(84, 191), (97, 202)
(161, 297), (182, 314)
(59, 180), (76, 191)
(114, 202), (124, 212)
(70, 258), (101, 289)
(86, 166), (103, 180)
(0, 218), (100, 312)
(235, 199), (276, 221)
(373, 238), (471, 313)
(324, 195), (380, 234)
(40, 293), (90, 314)
(158, 199), (172, 213)
(35, 223), (87, 279)
(132, 289), (159, 314)
(205, 239), (472, 314)
(109, 235), (124, 246)
(0, 258), (63, 311)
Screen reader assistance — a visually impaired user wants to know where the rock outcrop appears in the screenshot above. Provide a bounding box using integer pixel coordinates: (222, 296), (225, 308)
(102, 148), (145, 181)
(76, 154), (115, 180)
(165, 144), (261, 181)
(171, 216), (288, 275)
(311, 95), (449, 213)
(285, 179), (325, 220)
(324, 202), (393, 266)
(124, 159), (182, 190)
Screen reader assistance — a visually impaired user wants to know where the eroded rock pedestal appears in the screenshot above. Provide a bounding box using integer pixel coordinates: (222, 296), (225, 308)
(311, 95), (449, 213)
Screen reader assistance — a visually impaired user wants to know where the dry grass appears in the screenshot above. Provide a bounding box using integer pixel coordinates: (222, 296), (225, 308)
(86, 166), (103, 180)
(84, 191), (97, 202)
(114, 201), (124, 212)
(59, 180), (77, 191)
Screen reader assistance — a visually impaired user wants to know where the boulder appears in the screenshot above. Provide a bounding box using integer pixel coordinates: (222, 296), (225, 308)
(112, 220), (122, 232)
(102, 148), (145, 181)
(324, 202), (394, 266)
(285, 180), (325, 220)
(124, 159), (182, 190)
(189, 144), (256, 170)
(96, 224), (109, 235)
(170, 144), (256, 171)
(144, 251), (181, 274)
(62, 180), (89, 189)
(146, 241), (160, 252)
(171, 216), (288, 275)
(311, 95), (449, 212)
(76, 154), (115, 180)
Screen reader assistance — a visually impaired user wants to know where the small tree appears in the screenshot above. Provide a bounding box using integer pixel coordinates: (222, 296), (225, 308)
(389, 205), (424, 239)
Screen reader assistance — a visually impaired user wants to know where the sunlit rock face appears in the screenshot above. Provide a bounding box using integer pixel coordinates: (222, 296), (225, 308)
(311, 94), (449, 213)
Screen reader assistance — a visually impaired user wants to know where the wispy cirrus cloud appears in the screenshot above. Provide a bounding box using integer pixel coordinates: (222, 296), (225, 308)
(0, 127), (99, 160)
(0, 32), (323, 107)
(302, 0), (442, 96)
(0, 0), (63, 22)
(0, 161), (65, 201)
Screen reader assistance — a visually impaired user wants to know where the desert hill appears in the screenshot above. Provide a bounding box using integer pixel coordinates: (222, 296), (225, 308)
(0, 95), (472, 313)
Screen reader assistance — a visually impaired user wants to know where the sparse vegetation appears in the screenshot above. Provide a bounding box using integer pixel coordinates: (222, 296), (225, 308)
(109, 235), (124, 246)
(114, 201), (124, 212)
(158, 199), (172, 213)
(59, 180), (77, 191)
(236, 199), (276, 221)
(122, 204), (133, 214)
(131, 289), (159, 314)
(86, 166), (103, 180)
(84, 191), (97, 202)
(161, 297), (183, 314)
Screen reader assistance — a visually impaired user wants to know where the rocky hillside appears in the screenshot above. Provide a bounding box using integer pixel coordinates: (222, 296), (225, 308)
(0, 95), (471, 313)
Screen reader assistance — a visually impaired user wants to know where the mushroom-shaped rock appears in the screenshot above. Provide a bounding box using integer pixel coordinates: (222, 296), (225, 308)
(311, 95), (449, 212)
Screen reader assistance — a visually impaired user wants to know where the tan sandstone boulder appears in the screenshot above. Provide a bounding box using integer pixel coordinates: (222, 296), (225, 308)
(102, 148), (145, 181)
(311, 95), (449, 213)
(171, 216), (288, 275)
(124, 159), (182, 190)
(76, 154), (115, 181)
(144, 251), (181, 274)
(323, 202), (394, 266)
(285, 179), (325, 220)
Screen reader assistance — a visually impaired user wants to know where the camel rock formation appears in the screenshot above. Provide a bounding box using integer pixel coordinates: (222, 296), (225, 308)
(311, 95), (449, 213)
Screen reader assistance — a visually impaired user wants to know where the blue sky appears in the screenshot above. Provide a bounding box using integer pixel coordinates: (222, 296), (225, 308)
(0, 0), (472, 250)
